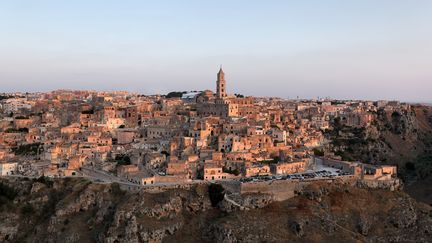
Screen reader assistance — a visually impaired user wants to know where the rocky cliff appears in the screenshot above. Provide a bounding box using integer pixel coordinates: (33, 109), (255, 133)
(0, 177), (431, 243)
(325, 105), (432, 204)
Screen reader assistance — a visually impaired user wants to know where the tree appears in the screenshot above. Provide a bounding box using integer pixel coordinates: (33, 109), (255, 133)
(161, 151), (170, 156)
(13, 142), (42, 155)
(313, 148), (324, 156)
(223, 167), (240, 176)
(166, 91), (186, 98)
(115, 154), (131, 166)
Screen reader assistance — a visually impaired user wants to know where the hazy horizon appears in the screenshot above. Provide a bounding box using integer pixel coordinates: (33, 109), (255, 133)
(1, 1), (431, 102)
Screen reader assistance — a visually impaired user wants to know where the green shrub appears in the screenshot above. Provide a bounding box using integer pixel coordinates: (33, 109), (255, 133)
(13, 142), (43, 155)
(166, 91), (186, 98)
(313, 148), (324, 156)
(5, 128), (29, 133)
(261, 159), (277, 165)
(223, 167), (240, 176)
(115, 154), (131, 166)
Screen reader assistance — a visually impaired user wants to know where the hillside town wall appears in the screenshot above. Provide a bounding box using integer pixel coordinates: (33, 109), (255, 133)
(239, 180), (309, 201)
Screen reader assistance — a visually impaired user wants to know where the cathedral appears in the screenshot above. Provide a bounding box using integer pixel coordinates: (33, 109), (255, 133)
(196, 67), (254, 118)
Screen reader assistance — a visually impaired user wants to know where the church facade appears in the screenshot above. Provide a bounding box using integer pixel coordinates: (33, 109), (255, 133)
(196, 67), (254, 118)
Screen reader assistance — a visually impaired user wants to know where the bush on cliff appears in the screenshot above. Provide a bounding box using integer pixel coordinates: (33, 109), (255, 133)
(0, 182), (18, 205)
(115, 154), (131, 166)
(208, 183), (225, 207)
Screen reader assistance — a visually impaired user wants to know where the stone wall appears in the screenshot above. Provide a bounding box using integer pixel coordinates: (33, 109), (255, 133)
(218, 180), (241, 193)
(357, 178), (401, 191)
(239, 180), (308, 201)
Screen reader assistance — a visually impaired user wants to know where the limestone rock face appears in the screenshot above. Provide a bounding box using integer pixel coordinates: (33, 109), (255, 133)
(0, 214), (19, 242)
(139, 196), (183, 219)
(298, 184), (329, 202)
(242, 193), (274, 209)
(0, 178), (431, 243)
(30, 182), (46, 193)
(388, 198), (418, 229)
(218, 193), (274, 212)
(207, 224), (238, 243)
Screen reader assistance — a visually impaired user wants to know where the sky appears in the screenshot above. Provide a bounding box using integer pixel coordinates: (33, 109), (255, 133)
(0, 1), (431, 102)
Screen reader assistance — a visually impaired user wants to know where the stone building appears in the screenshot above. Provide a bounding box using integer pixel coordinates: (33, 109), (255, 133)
(272, 161), (306, 175)
(0, 162), (17, 176)
(196, 67), (239, 118)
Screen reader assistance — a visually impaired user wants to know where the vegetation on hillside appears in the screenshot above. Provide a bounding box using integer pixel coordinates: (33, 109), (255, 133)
(13, 142), (43, 156)
(222, 166), (240, 176)
(5, 127), (29, 133)
(114, 154), (131, 166)
(208, 183), (225, 207)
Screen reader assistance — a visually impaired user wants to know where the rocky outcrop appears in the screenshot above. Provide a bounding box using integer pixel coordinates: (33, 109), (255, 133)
(388, 197), (418, 229)
(207, 224), (238, 243)
(105, 210), (183, 243)
(139, 196), (183, 219)
(298, 184), (329, 202)
(288, 219), (305, 237)
(218, 193), (274, 212)
(356, 178), (402, 191)
(0, 214), (19, 242)
(325, 105), (432, 204)
(0, 178), (431, 243)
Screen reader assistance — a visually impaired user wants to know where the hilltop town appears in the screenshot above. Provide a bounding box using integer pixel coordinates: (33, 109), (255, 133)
(0, 68), (405, 191)
(1, 69), (432, 242)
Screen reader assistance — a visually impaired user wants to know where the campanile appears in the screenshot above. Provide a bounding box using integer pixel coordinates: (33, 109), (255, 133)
(216, 66), (227, 98)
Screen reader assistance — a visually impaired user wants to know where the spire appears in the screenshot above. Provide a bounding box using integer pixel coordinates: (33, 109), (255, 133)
(218, 65), (224, 74)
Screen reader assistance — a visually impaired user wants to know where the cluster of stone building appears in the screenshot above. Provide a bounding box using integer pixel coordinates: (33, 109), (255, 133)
(319, 155), (397, 181)
(0, 68), (405, 183)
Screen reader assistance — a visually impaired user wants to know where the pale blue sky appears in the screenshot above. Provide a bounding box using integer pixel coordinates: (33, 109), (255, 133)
(0, 1), (431, 101)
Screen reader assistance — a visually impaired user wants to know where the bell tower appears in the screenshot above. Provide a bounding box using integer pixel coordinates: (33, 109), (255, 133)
(216, 66), (227, 98)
